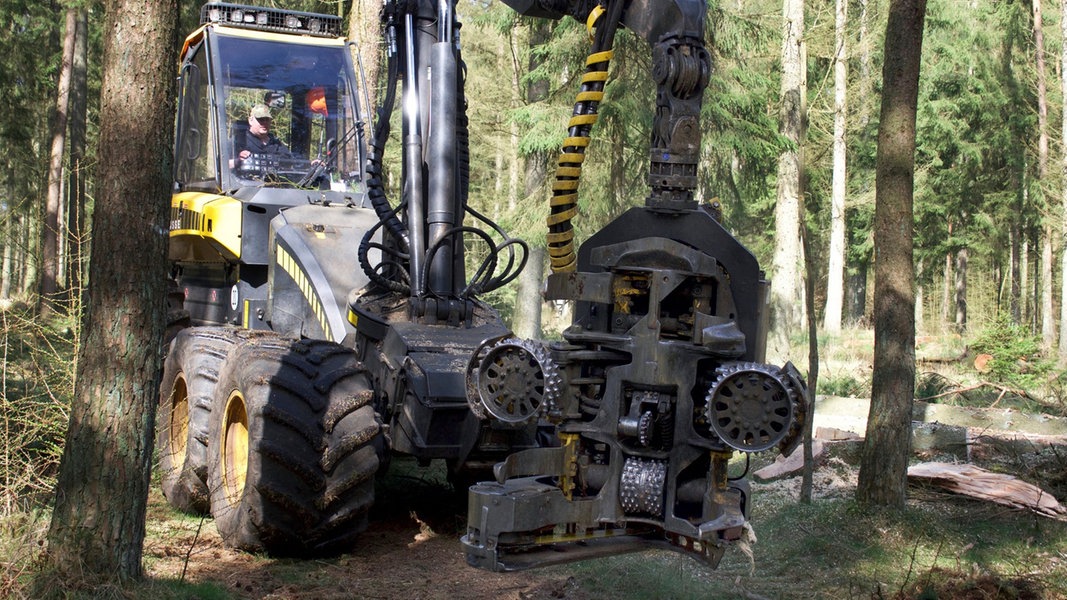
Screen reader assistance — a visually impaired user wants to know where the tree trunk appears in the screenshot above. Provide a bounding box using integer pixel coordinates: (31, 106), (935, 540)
(824, 0), (848, 334)
(847, 267), (867, 323)
(508, 117), (519, 214)
(45, 0), (177, 582)
(512, 247), (545, 339)
(525, 19), (550, 191)
(955, 247), (968, 331)
(1060, 0), (1067, 355)
(1, 215), (11, 300)
(915, 258), (924, 328)
(1, 168), (13, 300)
(771, 0), (807, 355)
(856, 0), (925, 508)
(506, 33), (520, 215)
(66, 7), (89, 304)
(1033, 0), (1055, 348)
(1011, 204), (1022, 324)
(857, 0), (871, 129)
(845, 0), (871, 328)
(941, 242), (951, 323)
(511, 19), (552, 339)
(800, 216), (819, 503)
(39, 8), (78, 319)
(349, 0), (384, 122)
(57, 178), (66, 291)
(1022, 236), (1031, 327)
(1042, 228), (1054, 343)
(21, 210), (37, 297)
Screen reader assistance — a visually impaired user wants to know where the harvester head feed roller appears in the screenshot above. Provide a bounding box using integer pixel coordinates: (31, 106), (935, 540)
(705, 362), (796, 452)
(469, 338), (562, 424)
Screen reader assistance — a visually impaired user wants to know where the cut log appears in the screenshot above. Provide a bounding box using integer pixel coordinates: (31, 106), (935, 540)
(753, 440), (825, 482)
(973, 353), (993, 373)
(815, 426), (862, 441)
(907, 462), (1066, 520)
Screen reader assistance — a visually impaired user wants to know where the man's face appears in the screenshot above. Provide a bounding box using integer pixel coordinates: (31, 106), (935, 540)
(249, 115), (272, 136)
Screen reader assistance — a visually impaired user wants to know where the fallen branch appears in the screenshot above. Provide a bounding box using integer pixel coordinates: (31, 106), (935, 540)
(916, 380), (1031, 405)
(907, 462), (1067, 520)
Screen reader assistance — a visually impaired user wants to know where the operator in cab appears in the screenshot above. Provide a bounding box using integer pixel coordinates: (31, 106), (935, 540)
(231, 103), (289, 169)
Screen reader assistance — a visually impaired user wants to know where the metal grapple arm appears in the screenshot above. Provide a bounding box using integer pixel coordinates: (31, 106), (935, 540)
(462, 0), (809, 572)
(503, 0), (710, 210)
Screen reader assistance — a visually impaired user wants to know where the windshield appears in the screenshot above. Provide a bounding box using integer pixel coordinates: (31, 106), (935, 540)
(214, 32), (364, 190)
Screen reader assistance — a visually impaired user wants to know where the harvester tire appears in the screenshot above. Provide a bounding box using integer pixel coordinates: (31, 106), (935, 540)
(207, 332), (382, 555)
(158, 326), (239, 514)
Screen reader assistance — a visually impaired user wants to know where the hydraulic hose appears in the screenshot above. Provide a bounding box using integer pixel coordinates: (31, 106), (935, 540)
(547, 1), (625, 273)
(360, 4), (412, 292)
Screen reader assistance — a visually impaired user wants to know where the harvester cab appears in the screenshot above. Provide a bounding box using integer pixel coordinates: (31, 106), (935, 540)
(175, 5), (363, 194)
(170, 4), (374, 338)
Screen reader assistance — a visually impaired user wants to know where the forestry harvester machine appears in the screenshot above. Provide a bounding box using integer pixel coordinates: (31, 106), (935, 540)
(160, 0), (807, 571)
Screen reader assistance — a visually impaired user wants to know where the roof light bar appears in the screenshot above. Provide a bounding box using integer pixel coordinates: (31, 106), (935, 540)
(200, 3), (343, 37)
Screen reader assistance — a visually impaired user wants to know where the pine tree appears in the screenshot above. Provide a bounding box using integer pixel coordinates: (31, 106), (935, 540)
(45, 0), (177, 582)
(770, 0), (808, 355)
(857, 0), (926, 508)
(824, 0), (849, 333)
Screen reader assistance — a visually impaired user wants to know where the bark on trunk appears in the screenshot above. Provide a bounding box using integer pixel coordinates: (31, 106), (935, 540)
(349, 0), (384, 122)
(66, 8), (89, 304)
(1061, 0), (1067, 354)
(847, 267), (867, 323)
(1022, 237), (1031, 327)
(824, 0), (848, 334)
(955, 247), (968, 332)
(512, 247), (545, 339)
(1, 215), (11, 300)
(21, 211), (36, 296)
(39, 8), (78, 318)
(46, 0), (177, 581)
(1011, 204), (1022, 324)
(1033, 0), (1055, 347)
(770, 0), (808, 354)
(511, 19), (552, 339)
(856, 0), (926, 508)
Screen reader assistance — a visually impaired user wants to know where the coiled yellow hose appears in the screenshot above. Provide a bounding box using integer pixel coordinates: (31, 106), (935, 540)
(547, 8), (614, 273)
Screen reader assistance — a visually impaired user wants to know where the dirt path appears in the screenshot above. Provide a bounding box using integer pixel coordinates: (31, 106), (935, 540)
(144, 459), (586, 600)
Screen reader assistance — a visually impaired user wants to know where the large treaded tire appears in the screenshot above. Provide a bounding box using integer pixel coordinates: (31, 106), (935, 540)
(207, 332), (383, 556)
(158, 326), (239, 514)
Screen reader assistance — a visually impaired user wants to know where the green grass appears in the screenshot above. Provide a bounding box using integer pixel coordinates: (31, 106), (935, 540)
(539, 496), (1067, 599)
(29, 576), (232, 600)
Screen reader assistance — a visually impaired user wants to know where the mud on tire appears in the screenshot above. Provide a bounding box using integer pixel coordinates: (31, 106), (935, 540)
(208, 332), (383, 555)
(158, 326), (239, 514)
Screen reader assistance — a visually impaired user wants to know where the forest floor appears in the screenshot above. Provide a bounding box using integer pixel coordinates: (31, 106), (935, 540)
(138, 327), (1067, 599)
(9, 324), (1067, 598)
(139, 439), (1067, 600)
(143, 459), (580, 600)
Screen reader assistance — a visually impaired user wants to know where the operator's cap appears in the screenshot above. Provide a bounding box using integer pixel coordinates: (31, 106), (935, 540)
(250, 104), (272, 120)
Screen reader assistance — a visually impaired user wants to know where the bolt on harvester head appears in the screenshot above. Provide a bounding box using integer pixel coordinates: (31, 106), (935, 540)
(458, 0), (809, 572)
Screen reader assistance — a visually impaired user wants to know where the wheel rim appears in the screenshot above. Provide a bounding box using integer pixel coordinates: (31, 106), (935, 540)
(168, 375), (190, 467)
(221, 390), (249, 506)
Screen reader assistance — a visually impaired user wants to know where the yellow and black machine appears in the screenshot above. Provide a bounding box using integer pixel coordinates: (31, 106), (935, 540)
(159, 0), (807, 569)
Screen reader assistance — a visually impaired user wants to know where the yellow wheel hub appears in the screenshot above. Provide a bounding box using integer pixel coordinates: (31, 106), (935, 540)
(221, 390), (249, 506)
